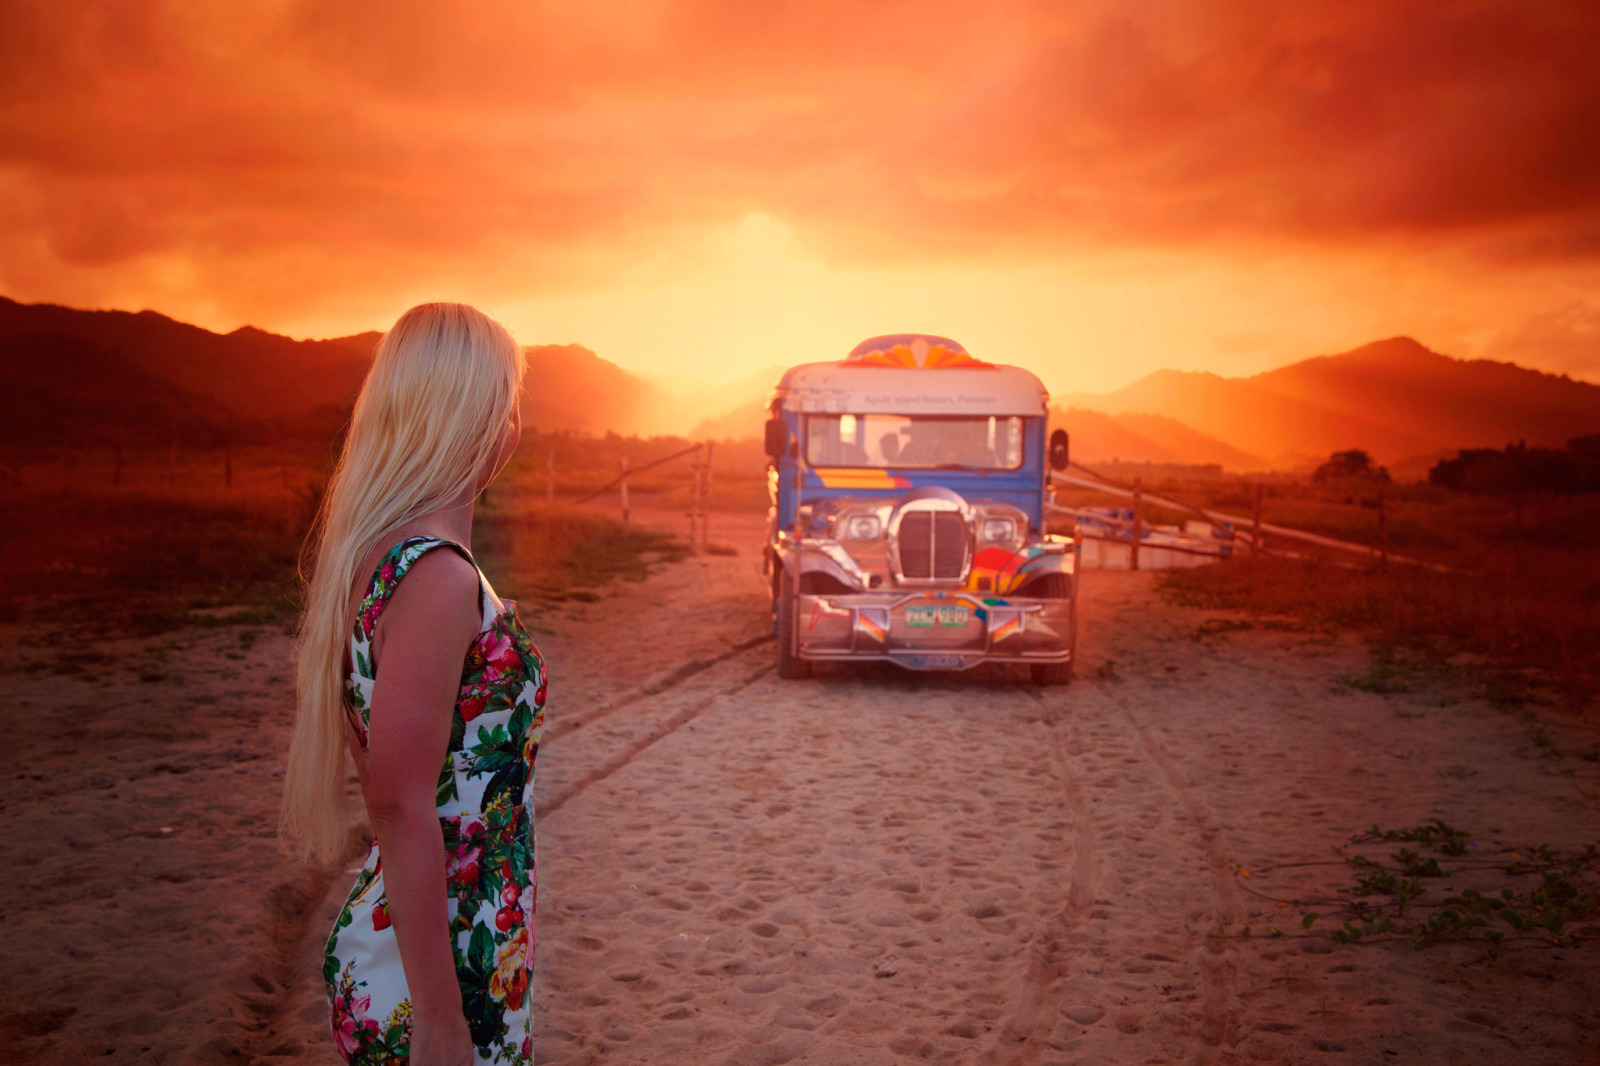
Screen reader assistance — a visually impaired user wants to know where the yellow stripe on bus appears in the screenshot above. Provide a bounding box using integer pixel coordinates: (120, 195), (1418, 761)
(813, 469), (908, 489)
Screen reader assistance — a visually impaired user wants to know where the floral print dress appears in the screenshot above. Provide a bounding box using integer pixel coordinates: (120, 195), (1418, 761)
(325, 536), (547, 1065)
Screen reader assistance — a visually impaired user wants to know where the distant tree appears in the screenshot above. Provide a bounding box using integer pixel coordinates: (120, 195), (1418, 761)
(1429, 439), (1600, 495)
(1313, 449), (1390, 484)
(1428, 447), (1521, 494)
(1570, 434), (1600, 461)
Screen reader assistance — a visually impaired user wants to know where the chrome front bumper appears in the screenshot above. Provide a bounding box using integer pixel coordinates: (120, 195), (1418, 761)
(791, 589), (1074, 671)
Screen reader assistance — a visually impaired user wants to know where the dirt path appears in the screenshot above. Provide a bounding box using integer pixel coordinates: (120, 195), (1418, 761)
(3, 507), (1599, 1064)
(519, 524), (1600, 1066)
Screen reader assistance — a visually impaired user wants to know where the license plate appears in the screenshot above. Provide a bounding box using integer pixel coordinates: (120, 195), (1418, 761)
(909, 655), (965, 668)
(905, 604), (969, 628)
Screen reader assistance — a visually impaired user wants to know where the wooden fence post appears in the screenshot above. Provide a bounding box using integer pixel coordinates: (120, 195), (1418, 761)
(546, 450), (555, 506)
(224, 447), (233, 489)
(619, 455), (630, 526)
(169, 441), (178, 487)
(689, 443), (703, 553)
(1378, 492), (1388, 569)
(1130, 478), (1143, 571)
(704, 441), (714, 549)
(1251, 483), (1263, 557)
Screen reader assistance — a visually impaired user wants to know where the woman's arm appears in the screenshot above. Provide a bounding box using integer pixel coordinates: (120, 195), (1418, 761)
(364, 548), (481, 1061)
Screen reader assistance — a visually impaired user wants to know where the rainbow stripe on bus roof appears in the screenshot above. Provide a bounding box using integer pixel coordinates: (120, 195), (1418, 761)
(843, 334), (995, 370)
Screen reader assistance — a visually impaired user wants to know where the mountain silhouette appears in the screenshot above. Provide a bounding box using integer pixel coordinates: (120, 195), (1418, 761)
(0, 296), (377, 424)
(521, 344), (673, 436)
(1050, 408), (1264, 469)
(1, 332), (225, 447)
(1058, 337), (1600, 466)
(8, 296), (1596, 468)
(0, 296), (682, 445)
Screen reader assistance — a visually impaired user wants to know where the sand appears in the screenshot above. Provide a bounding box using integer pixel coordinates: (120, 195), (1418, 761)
(3, 505), (1599, 1064)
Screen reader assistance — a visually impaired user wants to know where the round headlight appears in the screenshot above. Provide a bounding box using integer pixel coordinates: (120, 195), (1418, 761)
(980, 517), (1018, 543)
(845, 515), (882, 540)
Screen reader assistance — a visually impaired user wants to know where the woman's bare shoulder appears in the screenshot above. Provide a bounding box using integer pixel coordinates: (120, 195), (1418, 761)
(352, 531), (473, 600)
(382, 546), (480, 629)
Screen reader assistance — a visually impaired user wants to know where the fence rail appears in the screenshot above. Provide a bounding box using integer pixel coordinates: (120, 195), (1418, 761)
(570, 442), (717, 553)
(1050, 463), (1460, 573)
(571, 444), (703, 504)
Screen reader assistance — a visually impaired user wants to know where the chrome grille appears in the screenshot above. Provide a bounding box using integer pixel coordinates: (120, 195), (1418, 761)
(896, 511), (968, 580)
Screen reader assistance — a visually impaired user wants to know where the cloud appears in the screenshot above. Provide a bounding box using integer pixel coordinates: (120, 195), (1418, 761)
(1482, 300), (1600, 378)
(0, 0), (1597, 333)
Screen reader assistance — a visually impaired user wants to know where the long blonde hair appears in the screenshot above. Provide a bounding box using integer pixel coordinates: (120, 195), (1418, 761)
(280, 302), (525, 863)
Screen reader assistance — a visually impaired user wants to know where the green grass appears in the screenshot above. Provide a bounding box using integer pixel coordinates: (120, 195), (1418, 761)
(1159, 550), (1600, 709)
(2, 489), (310, 634)
(473, 503), (685, 603)
(2, 478), (685, 639)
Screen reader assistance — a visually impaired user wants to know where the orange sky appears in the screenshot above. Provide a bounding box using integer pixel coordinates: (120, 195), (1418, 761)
(2, 0), (1599, 393)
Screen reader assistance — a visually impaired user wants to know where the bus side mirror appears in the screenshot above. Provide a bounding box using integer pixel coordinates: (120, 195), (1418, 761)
(764, 417), (789, 460)
(1048, 429), (1070, 471)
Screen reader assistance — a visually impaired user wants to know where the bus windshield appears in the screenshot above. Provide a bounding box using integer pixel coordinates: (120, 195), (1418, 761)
(806, 414), (1024, 470)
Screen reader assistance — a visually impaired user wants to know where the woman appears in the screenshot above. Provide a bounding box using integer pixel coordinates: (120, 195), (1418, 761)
(280, 302), (546, 1066)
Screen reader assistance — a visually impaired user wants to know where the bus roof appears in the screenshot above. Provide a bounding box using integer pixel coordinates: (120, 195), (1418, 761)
(774, 335), (1049, 416)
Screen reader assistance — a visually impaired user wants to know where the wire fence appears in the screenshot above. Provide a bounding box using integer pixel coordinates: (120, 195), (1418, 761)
(1049, 462), (1461, 573)
(569, 442), (717, 552)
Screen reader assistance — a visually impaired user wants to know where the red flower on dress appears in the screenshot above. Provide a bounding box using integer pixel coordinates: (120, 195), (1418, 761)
(331, 988), (380, 1057)
(480, 630), (520, 683)
(446, 827), (483, 891)
(458, 689), (488, 722)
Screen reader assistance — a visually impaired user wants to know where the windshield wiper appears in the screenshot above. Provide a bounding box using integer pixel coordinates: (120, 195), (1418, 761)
(932, 463), (992, 475)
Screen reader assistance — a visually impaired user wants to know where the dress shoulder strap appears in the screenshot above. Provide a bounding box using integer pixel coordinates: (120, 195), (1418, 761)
(352, 535), (484, 645)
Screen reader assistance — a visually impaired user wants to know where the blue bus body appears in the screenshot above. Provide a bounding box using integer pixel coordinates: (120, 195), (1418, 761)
(763, 336), (1079, 683)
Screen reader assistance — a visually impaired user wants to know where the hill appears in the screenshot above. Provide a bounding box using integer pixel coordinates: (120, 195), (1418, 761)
(0, 332), (226, 447)
(0, 297), (378, 446)
(691, 397), (770, 441)
(646, 365), (786, 435)
(1059, 337), (1600, 466)
(0, 296), (677, 444)
(11, 296), (1595, 468)
(522, 344), (674, 436)
(0, 296), (377, 421)
(1050, 408), (1264, 469)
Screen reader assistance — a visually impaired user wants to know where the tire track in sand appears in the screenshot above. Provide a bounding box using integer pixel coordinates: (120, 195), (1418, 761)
(541, 642), (774, 816)
(1087, 681), (1243, 1062)
(972, 679), (1242, 1065)
(975, 689), (1099, 1066)
(545, 633), (773, 741)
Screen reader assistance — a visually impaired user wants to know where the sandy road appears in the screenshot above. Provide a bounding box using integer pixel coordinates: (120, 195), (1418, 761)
(524, 583), (1263, 1065)
(518, 510), (1600, 1065)
(5, 508), (1600, 1064)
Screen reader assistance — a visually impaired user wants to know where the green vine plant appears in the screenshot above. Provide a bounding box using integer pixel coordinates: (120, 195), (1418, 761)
(1214, 820), (1600, 956)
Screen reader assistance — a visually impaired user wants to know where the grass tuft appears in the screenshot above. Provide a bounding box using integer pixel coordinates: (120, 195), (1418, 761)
(1159, 552), (1600, 709)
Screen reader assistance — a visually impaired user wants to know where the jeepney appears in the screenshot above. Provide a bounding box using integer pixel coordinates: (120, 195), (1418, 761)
(763, 334), (1078, 683)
